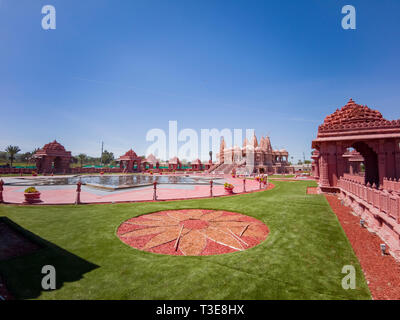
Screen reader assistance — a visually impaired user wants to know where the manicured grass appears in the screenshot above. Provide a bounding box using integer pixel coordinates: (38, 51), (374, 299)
(0, 181), (371, 300)
(267, 174), (296, 178)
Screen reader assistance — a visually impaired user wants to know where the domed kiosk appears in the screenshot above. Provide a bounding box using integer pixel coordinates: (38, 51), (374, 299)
(33, 140), (72, 174)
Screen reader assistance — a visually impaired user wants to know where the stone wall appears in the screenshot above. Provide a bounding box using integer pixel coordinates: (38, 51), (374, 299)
(338, 175), (400, 260)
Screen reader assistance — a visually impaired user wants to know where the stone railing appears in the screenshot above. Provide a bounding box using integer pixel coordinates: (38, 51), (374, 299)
(343, 173), (365, 185)
(383, 177), (400, 194)
(338, 177), (400, 222)
(0, 168), (35, 174)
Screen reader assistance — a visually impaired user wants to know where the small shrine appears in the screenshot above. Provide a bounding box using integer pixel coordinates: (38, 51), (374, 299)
(168, 157), (181, 170)
(191, 159), (203, 171)
(33, 140), (72, 174)
(117, 149), (142, 172)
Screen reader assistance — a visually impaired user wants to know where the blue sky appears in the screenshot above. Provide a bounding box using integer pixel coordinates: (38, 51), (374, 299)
(1, 0), (400, 161)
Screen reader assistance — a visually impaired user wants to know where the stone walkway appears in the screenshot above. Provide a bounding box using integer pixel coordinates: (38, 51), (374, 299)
(1, 177), (268, 205)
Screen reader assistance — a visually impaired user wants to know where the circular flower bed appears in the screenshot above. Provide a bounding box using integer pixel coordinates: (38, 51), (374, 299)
(117, 209), (269, 256)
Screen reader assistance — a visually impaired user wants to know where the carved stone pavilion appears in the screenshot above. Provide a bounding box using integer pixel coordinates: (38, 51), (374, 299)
(33, 140), (72, 174)
(168, 157), (181, 170)
(117, 149), (143, 172)
(312, 99), (400, 260)
(312, 99), (400, 192)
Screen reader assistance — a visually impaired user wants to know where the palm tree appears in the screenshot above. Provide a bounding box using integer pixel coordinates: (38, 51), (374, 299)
(5, 145), (21, 168)
(77, 154), (87, 167)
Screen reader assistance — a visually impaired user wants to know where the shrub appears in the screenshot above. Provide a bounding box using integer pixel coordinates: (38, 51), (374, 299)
(24, 187), (38, 193)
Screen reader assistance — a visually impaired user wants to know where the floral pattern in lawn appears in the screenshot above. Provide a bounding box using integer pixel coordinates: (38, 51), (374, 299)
(117, 209), (269, 256)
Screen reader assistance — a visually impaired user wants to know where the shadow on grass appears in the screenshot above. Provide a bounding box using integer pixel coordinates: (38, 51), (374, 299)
(0, 217), (99, 300)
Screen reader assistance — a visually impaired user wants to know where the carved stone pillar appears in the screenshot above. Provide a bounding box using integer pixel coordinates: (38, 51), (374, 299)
(395, 139), (400, 179)
(336, 142), (345, 183)
(319, 150), (330, 188)
(378, 140), (386, 186)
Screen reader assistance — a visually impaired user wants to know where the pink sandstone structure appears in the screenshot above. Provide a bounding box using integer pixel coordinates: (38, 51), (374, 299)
(191, 159), (203, 171)
(211, 134), (294, 175)
(143, 154), (160, 170)
(116, 149), (143, 172)
(312, 99), (400, 260)
(168, 157), (182, 170)
(33, 140), (72, 174)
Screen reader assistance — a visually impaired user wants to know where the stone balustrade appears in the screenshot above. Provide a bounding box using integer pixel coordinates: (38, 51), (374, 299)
(338, 176), (400, 260)
(383, 177), (400, 194)
(0, 168), (35, 174)
(342, 173), (365, 185)
(338, 177), (400, 222)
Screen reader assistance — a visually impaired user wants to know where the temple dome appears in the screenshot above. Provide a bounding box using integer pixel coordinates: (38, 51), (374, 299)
(191, 158), (202, 165)
(145, 154), (158, 164)
(169, 157), (180, 164)
(322, 99), (384, 126)
(42, 140), (66, 152)
(123, 149), (138, 158)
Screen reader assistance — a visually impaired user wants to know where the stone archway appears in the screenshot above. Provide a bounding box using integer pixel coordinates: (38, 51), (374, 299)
(53, 156), (63, 173)
(33, 140), (72, 174)
(352, 142), (379, 186)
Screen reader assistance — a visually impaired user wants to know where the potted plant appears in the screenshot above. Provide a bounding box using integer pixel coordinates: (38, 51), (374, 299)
(24, 187), (41, 204)
(100, 171), (104, 175)
(224, 182), (234, 194)
(32, 171), (37, 176)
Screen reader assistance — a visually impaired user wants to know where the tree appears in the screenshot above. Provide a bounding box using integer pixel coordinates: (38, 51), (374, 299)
(5, 145), (21, 167)
(77, 154), (87, 167)
(101, 150), (114, 165)
(20, 152), (32, 164)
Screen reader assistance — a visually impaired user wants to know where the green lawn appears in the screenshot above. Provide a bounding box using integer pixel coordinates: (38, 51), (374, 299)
(268, 174), (296, 178)
(0, 181), (371, 300)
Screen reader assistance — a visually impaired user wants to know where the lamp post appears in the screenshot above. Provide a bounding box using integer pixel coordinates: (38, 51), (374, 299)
(210, 180), (213, 197)
(153, 181), (158, 201)
(0, 179), (4, 203)
(243, 178), (246, 193)
(75, 180), (82, 205)
(380, 243), (386, 256)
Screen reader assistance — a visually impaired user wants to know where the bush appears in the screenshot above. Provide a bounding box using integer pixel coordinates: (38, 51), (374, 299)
(24, 187), (38, 193)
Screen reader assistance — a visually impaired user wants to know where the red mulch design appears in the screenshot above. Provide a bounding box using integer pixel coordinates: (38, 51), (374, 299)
(325, 195), (400, 300)
(0, 222), (40, 261)
(306, 187), (318, 194)
(117, 209), (269, 256)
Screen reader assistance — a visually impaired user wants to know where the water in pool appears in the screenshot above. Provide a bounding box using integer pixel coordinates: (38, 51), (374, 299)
(8, 175), (224, 189)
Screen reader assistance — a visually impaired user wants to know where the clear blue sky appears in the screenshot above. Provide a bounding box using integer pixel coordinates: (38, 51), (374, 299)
(1, 0), (400, 161)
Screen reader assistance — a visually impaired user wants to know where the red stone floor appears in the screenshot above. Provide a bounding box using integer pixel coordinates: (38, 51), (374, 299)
(326, 194), (400, 300)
